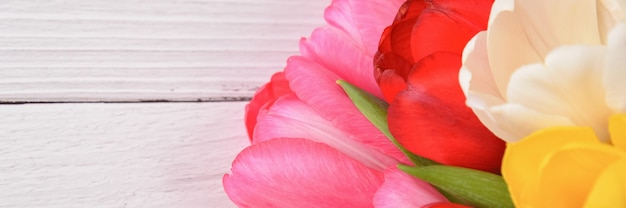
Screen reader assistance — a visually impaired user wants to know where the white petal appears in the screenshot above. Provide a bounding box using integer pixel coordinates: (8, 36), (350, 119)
(604, 23), (626, 113)
(466, 88), (574, 143)
(597, 0), (625, 43)
(488, 103), (575, 142)
(513, 0), (603, 55)
(487, 9), (543, 97)
(465, 91), (516, 141)
(600, 0), (626, 22)
(461, 31), (503, 98)
(507, 46), (613, 141)
(487, 0), (603, 97)
(487, 0), (514, 26)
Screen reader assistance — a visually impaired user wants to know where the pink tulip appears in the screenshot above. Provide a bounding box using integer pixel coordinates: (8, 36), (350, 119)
(224, 0), (449, 206)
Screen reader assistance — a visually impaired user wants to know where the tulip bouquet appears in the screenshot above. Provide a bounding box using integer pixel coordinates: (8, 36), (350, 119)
(224, 0), (626, 207)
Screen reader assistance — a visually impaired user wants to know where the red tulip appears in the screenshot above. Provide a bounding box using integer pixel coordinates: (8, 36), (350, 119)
(244, 72), (291, 141)
(374, 0), (505, 173)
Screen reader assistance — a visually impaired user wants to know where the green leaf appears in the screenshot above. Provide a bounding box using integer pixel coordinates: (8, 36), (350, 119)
(399, 165), (514, 208)
(337, 80), (436, 166)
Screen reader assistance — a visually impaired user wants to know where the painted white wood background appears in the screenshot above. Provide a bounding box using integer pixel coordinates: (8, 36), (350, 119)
(0, 0), (330, 207)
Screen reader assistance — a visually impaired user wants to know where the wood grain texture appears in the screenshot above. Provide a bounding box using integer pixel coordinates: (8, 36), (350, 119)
(0, 102), (250, 208)
(1, 1), (333, 207)
(0, 0), (330, 102)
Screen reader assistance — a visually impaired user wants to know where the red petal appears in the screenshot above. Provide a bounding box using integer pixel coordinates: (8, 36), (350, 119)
(244, 72), (292, 141)
(223, 138), (384, 207)
(374, 0), (493, 101)
(376, 69), (408, 103)
(388, 52), (505, 173)
(422, 202), (473, 208)
(374, 0), (427, 102)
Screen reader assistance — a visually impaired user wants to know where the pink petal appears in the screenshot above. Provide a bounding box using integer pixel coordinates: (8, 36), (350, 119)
(223, 138), (384, 208)
(373, 168), (449, 208)
(350, 0), (405, 54)
(324, 0), (404, 55)
(324, 0), (363, 51)
(284, 56), (409, 165)
(254, 94), (398, 170)
(300, 27), (383, 98)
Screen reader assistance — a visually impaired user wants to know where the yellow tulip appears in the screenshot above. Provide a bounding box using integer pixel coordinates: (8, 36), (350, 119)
(503, 114), (626, 207)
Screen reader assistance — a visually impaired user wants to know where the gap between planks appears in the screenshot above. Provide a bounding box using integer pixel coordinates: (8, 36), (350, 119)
(0, 97), (252, 104)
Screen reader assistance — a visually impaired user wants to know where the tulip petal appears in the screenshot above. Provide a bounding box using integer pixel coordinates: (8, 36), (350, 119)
(532, 142), (624, 207)
(585, 158), (626, 207)
(604, 23), (626, 112)
(512, 0), (602, 55)
(284, 56), (408, 164)
(388, 52), (505, 173)
(410, 0), (492, 62)
(300, 27), (383, 98)
(338, 80), (436, 166)
(405, 0), (493, 64)
(464, 91), (518, 141)
(324, 0), (404, 55)
(486, 9), (542, 96)
(254, 94), (397, 170)
(597, 0), (625, 43)
(350, 0), (405, 55)
(422, 202), (472, 208)
(375, 0), (493, 102)
(487, 0), (604, 97)
(609, 114), (626, 151)
(373, 0), (426, 103)
(502, 126), (598, 205)
(486, 103), (575, 142)
(460, 32), (500, 98)
(244, 72), (292, 140)
(505, 45), (613, 141)
(461, 32), (526, 141)
(324, 0), (361, 49)
(376, 69), (408, 103)
(223, 138), (384, 208)
(373, 168), (448, 208)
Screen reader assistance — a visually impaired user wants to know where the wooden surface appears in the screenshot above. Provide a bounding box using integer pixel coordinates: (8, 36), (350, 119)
(0, 0), (328, 102)
(1, 103), (248, 208)
(0, 0), (330, 207)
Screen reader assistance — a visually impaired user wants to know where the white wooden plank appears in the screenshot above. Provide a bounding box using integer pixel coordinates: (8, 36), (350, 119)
(0, 102), (249, 207)
(0, 0), (330, 102)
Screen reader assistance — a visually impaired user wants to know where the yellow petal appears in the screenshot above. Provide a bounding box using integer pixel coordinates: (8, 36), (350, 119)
(609, 114), (626, 150)
(585, 158), (626, 207)
(502, 126), (598, 205)
(532, 143), (624, 207)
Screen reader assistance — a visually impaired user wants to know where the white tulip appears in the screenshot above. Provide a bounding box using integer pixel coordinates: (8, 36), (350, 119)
(460, 0), (626, 142)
